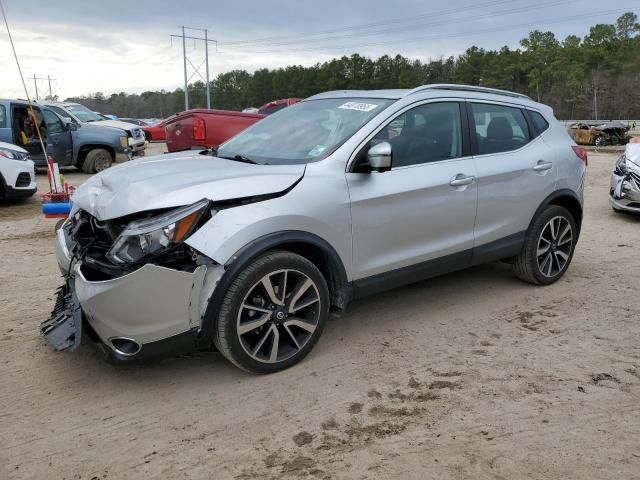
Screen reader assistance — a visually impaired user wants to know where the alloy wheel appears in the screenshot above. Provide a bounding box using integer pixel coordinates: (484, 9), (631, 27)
(536, 215), (573, 278)
(236, 269), (321, 364)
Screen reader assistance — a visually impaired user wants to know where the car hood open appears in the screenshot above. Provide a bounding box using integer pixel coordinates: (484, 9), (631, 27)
(72, 152), (305, 220)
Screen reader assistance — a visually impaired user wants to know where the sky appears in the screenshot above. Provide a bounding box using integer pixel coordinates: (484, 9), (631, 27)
(0, 0), (637, 100)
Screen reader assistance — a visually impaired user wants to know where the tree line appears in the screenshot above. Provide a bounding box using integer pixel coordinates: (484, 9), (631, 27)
(65, 12), (640, 121)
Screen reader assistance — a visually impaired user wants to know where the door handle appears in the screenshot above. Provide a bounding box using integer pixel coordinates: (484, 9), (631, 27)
(449, 174), (476, 187)
(532, 160), (553, 172)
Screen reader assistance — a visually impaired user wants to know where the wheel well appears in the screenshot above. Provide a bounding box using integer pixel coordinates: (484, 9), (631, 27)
(272, 241), (351, 310)
(548, 194), (583, 232)
(77, 144), (115, 167)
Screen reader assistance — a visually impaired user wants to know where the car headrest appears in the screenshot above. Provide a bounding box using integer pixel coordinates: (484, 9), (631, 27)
(487, 117), (513, 140)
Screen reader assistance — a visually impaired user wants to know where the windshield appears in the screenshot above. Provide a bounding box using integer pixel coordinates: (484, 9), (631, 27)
(65, 104), (103, 123)
(217, 98), (394, 165)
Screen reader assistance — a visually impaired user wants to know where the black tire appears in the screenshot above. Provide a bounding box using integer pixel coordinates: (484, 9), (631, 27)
(82, 148), (113, 174)
(513, 205), (577, 285)
(145, 132), (152, 141)
(214, 251), (329, 374)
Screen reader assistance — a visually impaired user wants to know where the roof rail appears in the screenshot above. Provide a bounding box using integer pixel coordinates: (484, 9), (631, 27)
(405, 84), (532, 100)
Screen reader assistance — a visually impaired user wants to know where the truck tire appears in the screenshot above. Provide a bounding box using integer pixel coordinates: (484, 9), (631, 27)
(82, 149), (113, 174)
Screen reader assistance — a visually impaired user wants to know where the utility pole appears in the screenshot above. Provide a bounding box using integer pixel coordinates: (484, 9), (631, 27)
(181, 26), (188, 111)
(171, 26), (217, 111)
(593, 81), (598, 120)
(30, 74), (56, 99)
(205, 28), (210, 109)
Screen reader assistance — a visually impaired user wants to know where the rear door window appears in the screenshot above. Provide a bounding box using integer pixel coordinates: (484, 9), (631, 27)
(0, 104), (6, 128)
(471, 103), (531, 155)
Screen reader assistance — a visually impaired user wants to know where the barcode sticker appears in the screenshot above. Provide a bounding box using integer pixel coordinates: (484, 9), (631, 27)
(338, 102), (379, 112)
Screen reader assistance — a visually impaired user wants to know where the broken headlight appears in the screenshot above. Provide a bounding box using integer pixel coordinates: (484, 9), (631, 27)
(615, 156), (628, 175)
(106, 199), (210, 264)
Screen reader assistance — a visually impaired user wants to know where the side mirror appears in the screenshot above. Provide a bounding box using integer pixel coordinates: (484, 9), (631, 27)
(367, 141), (392, 172)
(63, 119), (78, 131)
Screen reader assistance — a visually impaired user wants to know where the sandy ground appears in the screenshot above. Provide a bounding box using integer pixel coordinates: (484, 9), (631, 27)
(1, 149), (639, 480)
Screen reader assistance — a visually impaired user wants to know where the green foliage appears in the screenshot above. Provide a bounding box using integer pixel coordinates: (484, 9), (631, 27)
(65, 13), (639, 120)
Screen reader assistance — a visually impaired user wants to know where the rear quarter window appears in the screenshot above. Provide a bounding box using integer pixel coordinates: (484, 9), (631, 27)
(529, 111), (550, 136)
(0, 104), (6, 128)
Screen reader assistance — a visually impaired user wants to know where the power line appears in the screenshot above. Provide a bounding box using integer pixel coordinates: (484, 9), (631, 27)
(224, 0), (517, 46)
(226, 0), (578, 50)
(221, 8), (636, 55)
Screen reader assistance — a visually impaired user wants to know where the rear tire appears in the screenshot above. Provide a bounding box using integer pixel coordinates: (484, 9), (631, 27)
(82, 148), (113, 174)
(513, 205), (577, 285)
(214, 251), (329, 374)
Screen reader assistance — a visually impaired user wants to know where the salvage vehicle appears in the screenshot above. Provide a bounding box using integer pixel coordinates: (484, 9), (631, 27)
(41, 101), (146, 160)
(0, 140), (36, 199)
(165, 109), (263, 152)
(569, 121), (630, 146)
(610, 142), (640, 213)
(0, 99), (142, 173)
(43, 84), (586, 373)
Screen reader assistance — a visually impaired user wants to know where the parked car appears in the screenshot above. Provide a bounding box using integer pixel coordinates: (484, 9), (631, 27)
(0, 99), (142, 173)
(43, 84), (586, 374)
(41, 101), (146, 158)
(569, 121), (630, 146)
(610, 142), (640, 213)
(258, 98), (301, 115)
(165, 109), (263, 152)
(0, 141), (36, 199)
(143, 117), (172, 142)
(120, 118), (149, 127)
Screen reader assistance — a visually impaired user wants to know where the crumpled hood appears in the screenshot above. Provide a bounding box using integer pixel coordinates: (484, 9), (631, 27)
(625, 143), (640, 169)
(72, 152), (305, 220)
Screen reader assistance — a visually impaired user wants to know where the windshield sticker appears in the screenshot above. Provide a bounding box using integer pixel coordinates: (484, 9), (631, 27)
(338, 102), (379, 112)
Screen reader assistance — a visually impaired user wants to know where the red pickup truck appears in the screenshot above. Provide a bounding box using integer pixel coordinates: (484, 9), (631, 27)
(165, 109), (264, 153)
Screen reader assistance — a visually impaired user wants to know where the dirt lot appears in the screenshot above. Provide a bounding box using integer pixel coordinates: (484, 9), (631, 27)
(1, 150), (639, 480)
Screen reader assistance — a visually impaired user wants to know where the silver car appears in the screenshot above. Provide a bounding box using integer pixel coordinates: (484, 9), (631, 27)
(610, 143), (640, 213)
(42, 84), (587, 373)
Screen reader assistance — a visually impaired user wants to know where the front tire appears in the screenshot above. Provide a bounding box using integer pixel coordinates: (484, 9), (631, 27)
(513, 205), (577, 285)
(82, 148), (113, 174)
(214, 251), (329, 374)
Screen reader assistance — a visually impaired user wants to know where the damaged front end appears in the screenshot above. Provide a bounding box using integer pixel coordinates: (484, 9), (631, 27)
(41, 200), (225, 362)
(610, 144), (640, 213)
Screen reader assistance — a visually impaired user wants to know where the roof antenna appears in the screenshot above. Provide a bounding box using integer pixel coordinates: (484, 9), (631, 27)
(0, 0), (57, 192)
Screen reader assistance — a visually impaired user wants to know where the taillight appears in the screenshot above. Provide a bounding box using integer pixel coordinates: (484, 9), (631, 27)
(572, 146), (588, 166)
(193, 117), (206, 142)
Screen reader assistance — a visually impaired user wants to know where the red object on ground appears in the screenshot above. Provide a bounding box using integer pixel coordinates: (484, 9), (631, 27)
(258, 98), (301, 115)
(165, 109), (264, 153)
(41, 185), (76, 219)
(143, 119), (169, 142)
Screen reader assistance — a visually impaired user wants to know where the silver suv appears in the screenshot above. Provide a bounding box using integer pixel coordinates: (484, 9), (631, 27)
(42, 84), (587, 373)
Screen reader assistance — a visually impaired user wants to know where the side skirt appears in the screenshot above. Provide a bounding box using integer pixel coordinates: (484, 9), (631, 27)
(352, 231), (526, 300)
